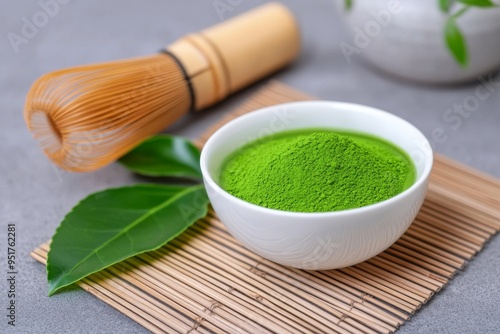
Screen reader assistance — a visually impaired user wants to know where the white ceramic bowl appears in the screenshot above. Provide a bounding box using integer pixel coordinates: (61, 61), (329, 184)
(200, 101), (433, 270)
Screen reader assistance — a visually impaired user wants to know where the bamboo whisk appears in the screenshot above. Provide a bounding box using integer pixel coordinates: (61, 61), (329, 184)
(24, 3), (300, 172)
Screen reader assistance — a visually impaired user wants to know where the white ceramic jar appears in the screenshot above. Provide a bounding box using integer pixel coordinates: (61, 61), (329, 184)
(336, 0), (500, 83)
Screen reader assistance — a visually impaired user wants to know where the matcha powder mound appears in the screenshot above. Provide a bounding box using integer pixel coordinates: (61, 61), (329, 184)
(220, 131), (414, 212)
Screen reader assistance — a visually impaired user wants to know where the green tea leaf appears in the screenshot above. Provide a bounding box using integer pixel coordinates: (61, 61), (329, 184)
(439, 0), (452, 12)
(119, 135), (202, 180)
(345, 0), (353, 10)
(456, 0), (494, 7)
(47, 184), (209, 295)
(444, 18), (468, 67)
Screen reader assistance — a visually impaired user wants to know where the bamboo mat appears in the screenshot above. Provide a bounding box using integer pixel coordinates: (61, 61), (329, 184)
(31, 82), (500, 334)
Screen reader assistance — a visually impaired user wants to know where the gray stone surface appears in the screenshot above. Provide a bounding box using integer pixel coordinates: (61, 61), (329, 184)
(0, 0), (499, 333)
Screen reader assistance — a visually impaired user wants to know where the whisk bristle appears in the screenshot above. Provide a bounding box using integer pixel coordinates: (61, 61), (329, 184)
(24, 54), (191, 172)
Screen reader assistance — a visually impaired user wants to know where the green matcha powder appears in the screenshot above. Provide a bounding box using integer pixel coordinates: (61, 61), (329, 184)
(220, 130), (415, 213)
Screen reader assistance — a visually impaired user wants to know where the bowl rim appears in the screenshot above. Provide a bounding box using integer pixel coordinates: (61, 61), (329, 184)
(200, 100), (433, 218)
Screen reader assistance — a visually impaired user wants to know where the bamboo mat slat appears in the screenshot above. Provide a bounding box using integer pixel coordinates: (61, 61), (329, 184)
(31, 81), (500, 334)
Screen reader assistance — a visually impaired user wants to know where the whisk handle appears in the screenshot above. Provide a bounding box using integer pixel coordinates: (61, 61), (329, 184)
(167, 2), (300, 111)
